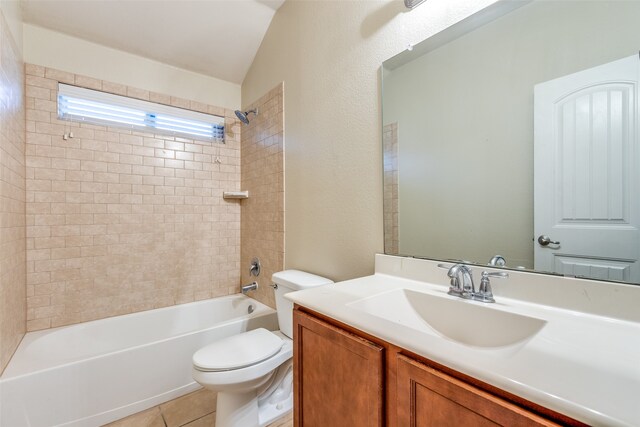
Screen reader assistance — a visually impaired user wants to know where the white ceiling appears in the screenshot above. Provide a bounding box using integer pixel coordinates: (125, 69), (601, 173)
(21, 0), (285, 84)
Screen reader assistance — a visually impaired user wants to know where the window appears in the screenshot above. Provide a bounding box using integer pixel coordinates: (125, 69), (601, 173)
(57, 84), (225, 142)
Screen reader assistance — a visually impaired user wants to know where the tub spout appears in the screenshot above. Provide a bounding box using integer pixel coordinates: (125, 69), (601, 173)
(241, 282), (258, 294)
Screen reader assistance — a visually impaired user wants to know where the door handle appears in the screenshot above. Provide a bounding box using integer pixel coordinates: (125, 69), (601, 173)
(538, 235), (560, 246)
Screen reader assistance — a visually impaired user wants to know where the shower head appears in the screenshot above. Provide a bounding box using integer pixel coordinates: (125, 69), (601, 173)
(234, 108), (258, 125)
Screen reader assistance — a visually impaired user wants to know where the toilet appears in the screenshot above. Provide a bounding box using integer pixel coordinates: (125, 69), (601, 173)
(192, 270), (333, 427)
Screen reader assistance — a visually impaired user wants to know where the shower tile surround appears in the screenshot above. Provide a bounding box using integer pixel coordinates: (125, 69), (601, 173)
(383, 122), (398, 255)
(19, 67), (286, 425)
(104, 84), (285, 424)
(25, 65), (244, 330)
(0, 12), (26, 373)
(240, 83), (284, 308)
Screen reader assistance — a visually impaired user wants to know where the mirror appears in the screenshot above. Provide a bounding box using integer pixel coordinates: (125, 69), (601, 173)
(382, 0), (640, 285)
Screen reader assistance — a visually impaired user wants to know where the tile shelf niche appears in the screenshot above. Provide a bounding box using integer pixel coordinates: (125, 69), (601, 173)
(223, 191), (249, 199)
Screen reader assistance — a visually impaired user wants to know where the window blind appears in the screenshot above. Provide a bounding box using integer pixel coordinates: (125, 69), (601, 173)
(58, 84), (225, 141)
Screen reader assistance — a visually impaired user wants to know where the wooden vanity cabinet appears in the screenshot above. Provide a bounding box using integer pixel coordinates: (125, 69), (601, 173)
(294, 307), (580, 427)
(293, 309), (384, 427)
(396, 354), (558, 427)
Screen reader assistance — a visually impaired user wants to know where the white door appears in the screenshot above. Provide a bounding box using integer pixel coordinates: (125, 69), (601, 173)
(534, 55), (640, 282)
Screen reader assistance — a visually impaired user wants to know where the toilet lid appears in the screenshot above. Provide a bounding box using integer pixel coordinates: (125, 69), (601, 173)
(193, 328), (284, 372)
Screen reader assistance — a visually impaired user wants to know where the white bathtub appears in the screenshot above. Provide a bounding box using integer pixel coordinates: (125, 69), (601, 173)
(0, 295), (278, 427)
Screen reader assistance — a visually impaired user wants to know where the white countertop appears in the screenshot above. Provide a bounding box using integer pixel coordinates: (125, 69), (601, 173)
(285, 267), (640, 426)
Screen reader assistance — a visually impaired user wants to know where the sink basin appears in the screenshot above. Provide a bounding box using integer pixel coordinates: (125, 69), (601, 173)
(348, 289), (546, 348)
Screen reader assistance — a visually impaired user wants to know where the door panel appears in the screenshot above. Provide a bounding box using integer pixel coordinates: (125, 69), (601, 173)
(534, 55), (640, 282)
(554, 255), (631, 282)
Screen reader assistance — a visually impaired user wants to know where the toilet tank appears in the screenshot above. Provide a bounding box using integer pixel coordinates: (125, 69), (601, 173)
(272, 270), (333, 338)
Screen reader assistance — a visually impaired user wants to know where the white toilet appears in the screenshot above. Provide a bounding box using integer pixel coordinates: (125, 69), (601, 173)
(192, 270), (333, 427)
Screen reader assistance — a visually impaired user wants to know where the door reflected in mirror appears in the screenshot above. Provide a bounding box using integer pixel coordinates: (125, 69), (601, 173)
(382, 0), (640, 284)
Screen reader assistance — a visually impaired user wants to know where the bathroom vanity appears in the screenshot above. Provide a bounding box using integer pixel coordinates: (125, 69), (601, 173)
(293, 309), (566, 426)
(286, 255), (640, 427)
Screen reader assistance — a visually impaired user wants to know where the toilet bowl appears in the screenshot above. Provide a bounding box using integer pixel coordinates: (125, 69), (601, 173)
(192, 270), (333, 427)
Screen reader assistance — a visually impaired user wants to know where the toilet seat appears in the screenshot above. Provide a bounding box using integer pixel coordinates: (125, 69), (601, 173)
(193, 328), (283, 372)
(192, 331), (293, 391)
(191, 271), (333, 427)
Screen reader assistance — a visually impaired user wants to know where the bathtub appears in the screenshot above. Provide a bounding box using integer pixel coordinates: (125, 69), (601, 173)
(0, 295), (278, 427)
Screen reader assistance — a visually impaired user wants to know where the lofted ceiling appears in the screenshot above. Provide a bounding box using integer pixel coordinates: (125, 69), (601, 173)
(21, 0), (285, 84)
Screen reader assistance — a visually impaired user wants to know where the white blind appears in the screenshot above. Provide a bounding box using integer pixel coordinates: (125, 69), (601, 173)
(58, 84), (225, 141)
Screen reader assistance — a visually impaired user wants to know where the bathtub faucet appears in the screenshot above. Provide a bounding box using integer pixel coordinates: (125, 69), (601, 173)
(241, 282), (258, 295)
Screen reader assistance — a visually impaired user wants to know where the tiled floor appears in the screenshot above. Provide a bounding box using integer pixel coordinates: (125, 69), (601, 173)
(265, 412), (293, 427)
(104, 388), (293, 427)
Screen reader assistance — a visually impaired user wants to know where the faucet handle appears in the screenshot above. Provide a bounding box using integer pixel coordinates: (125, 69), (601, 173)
(473, 271), (508, 303)
(249, 257), (261, 277)
(482, 271), (509, 279)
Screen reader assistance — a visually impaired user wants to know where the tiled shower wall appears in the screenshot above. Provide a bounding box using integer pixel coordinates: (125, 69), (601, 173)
(0, 13), (26, 372)
(240, 83), (284, 307)
(25, 65), (243, 331)
(383, 122), (398, 255)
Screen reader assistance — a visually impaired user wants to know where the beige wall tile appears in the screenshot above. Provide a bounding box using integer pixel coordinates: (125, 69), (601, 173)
(126, 86), (150, 101)
(170, 96), (190, 109)
(74, 74), (102, 91)
(240, 83), (285, 308)
(0, 12), (26, 373)
(382, 123), (399, 255)
(149, 91), (171, 105)
(44, 67), (74, 84)
(25, 63), (45, 77)
(25, 65), (242, 330)
(102, 81), (128, 96)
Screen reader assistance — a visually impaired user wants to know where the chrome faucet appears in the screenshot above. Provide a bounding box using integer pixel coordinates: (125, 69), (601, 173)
(444, 263), (475, 299)
(438, 264), (508, 303)
(241, 281), (258, 294)
(475, 271), (509, 303)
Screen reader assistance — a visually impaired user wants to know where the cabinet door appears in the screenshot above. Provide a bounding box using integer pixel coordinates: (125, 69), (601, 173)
(293, 310), (384, 427)
(396, 354), (559, 427)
